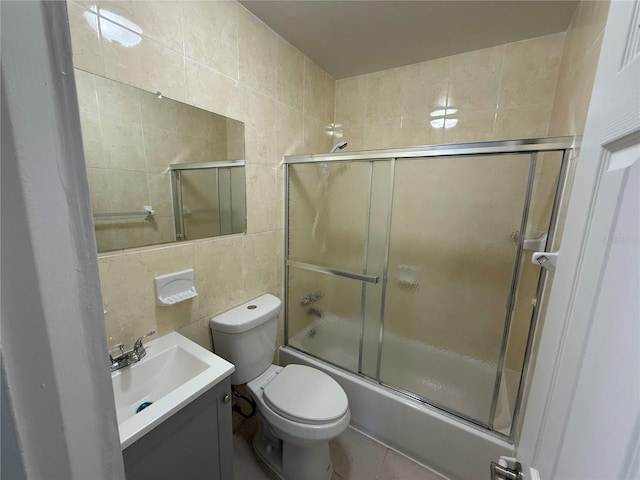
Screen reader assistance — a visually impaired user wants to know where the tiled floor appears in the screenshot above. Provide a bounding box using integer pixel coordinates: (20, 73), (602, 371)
(233, 417), (446, 480)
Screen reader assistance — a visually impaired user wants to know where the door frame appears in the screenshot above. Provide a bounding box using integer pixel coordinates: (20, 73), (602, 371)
(516, 0), (640, 476)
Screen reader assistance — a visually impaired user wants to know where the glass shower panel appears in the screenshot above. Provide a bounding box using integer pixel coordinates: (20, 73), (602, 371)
(181, 168), (221, 239)
(214, 166), (247, 235)
(286, 266), (364, 373)
(218, 167), (233, 235)
(360, 161), (393, 379)
(288, 162), (371, 272)
(287, 160), (385, 375)
(230, 166), (247, 234)
(497, 151), (563, 434)
(379, 154), (533, 425)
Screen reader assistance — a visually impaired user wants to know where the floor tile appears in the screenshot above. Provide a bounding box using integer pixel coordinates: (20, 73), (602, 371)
(232, 420), (446, 480)
(376, 449), (446, 480)
(233, 420), (279, 480)
(329, 428), (387, 480)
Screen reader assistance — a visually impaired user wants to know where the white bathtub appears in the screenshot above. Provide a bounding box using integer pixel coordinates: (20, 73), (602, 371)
(281, 316), (514, 480)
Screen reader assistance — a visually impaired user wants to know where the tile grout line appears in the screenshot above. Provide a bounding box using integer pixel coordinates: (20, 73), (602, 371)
(374, 447), (393, 480)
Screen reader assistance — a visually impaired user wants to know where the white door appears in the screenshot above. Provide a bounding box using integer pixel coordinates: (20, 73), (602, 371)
(515, 1), (640, 479)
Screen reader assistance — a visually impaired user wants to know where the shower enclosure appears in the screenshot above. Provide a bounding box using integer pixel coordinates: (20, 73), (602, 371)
(170, 160), (246, 241)
(283, 137), (573, 439)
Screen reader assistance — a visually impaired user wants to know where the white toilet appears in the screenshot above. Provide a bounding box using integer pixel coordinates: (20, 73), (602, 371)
(210, 294), (350, 480)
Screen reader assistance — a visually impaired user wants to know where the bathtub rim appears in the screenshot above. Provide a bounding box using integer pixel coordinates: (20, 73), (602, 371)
(287, 316), (518, 437)
(279, 344), (515, 445)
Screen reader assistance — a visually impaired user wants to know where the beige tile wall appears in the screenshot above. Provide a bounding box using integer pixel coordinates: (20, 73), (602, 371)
(548, 1), (610, 139)
(334, 33), (566, 150)
(67, 0), (335, 351)
(547, 0), (610, 241)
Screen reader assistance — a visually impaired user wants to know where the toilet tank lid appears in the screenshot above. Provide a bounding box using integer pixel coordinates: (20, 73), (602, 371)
(210, 294), (281, 333)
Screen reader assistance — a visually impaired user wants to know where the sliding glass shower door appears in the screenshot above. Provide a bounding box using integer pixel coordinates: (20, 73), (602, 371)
(284, 142), (568, 437)
(286, 161), (374, 372)
(380, 154), (533, 430)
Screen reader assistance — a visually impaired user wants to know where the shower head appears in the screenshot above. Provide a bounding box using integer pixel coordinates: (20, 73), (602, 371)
(330, 141), (348, 153)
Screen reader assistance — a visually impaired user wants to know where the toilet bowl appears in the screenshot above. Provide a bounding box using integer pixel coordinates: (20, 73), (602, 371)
(210, 294), (350, 480)
(248, 364), (350, 479)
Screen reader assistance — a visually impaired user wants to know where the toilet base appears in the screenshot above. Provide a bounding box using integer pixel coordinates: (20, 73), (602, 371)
(253, 430), (284, 479)
(252, 413), (332, 480)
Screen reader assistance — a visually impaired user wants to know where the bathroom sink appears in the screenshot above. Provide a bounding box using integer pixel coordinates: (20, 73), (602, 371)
(111, 331), (234, 449)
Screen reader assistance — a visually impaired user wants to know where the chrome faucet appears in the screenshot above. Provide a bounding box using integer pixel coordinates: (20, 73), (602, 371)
(109, 331), (155, 372)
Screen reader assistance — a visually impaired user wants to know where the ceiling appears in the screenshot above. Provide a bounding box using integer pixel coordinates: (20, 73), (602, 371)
(239, 1), (579, 79)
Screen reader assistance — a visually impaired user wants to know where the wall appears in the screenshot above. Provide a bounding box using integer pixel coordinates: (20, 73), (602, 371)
(334, 33), (565, 150)
(67, 0), (336, 352)
(548, 0), (610, 237)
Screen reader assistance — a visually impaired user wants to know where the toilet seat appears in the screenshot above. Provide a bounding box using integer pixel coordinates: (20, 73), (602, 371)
(263, 364), (349, 425)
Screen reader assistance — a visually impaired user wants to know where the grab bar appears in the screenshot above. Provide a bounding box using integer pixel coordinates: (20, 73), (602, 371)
(287, 259), (379, 284)
(94, 205), (155, 221)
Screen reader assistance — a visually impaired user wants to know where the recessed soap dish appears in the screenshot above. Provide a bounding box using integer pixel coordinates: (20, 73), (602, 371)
(155, 269), (198, 306)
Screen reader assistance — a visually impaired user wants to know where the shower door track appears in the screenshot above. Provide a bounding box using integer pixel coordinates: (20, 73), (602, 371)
(283, 137), (577, 164)
(283, 136), (576, 439)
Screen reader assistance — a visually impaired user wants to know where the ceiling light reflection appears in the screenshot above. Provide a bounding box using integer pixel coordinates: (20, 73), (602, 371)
(429, 108), (458, 129)
(86, 5), (142, 48)
(430, 108), (458, 118)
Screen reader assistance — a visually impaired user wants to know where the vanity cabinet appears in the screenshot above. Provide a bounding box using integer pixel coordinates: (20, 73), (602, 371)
(122, 378), (233, 480)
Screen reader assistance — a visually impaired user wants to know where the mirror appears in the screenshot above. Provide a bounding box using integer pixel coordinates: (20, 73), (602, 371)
(74, 69), (246, 253)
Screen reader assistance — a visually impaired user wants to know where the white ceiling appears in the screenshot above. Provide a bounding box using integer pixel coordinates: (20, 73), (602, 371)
(239, 1), (579, 79)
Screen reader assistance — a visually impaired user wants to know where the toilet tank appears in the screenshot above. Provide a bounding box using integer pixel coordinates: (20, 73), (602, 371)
(210, 294), (281, 385)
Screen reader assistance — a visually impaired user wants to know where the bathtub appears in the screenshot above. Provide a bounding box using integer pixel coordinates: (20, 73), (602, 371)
(280, 316), (514, 480)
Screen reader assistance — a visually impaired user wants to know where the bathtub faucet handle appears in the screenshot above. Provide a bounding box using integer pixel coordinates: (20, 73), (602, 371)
(300, 291), (323, 307)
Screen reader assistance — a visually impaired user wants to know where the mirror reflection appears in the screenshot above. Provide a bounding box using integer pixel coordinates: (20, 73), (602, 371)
(75, 69), (246, 253)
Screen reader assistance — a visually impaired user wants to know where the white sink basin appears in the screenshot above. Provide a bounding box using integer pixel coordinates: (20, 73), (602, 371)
(111, 331), (234, 449)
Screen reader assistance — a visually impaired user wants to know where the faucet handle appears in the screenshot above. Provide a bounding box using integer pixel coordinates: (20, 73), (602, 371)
(110, 343), (126, 356)
(109, 343), (125, 367)
(134, 330), (156, 350)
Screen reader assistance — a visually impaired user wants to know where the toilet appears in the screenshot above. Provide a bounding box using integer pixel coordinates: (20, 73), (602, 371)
(210, 294), (350, 480)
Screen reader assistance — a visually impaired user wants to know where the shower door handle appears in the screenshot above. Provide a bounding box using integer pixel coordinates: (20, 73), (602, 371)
(532, 251), (559, 275)
(287, 260), (380, 283)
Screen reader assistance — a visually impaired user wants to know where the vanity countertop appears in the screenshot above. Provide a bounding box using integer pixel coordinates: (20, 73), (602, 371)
(111, 331), (234, 449)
